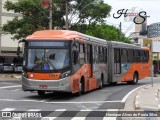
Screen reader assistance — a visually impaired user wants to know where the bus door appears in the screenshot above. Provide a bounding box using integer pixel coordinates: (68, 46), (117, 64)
(112, 48), (121, 82)
(87, 44), (93, 77)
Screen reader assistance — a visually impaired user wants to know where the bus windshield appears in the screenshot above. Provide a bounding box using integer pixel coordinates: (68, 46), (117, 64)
(26, 48), (70, 71)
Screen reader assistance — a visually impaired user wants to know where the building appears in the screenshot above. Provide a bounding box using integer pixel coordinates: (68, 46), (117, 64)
(147, 22), (160, 60)
(129, 16), (147, 47)
(0, 0), (23, 57)
(0, 0), (23, 72)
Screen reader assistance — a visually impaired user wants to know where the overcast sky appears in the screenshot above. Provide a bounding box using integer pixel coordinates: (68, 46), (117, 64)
(103, 0), (160, 36)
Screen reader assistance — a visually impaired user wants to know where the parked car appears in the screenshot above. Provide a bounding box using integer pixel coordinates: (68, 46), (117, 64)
(2, 63), (14, 72)
(14, 63), (23, 72)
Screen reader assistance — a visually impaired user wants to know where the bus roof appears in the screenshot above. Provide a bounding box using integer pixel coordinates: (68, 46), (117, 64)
(26, 30), (83, 41)
(26, 30), (108, 46)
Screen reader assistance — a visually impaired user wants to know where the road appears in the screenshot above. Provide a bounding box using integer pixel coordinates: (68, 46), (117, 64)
(0, 77), (159, 119)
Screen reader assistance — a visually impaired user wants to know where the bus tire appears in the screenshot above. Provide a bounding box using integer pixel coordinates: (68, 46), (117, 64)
(110, 82), (117, 85)
(79, 77), (85, 96)
(128, 72), (138, 85)
(38, 90), (45, 96)
(99, 75), (104, 89)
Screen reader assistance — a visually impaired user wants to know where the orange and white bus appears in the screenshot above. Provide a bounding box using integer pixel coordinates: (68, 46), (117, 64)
(20, 30), (150, 96)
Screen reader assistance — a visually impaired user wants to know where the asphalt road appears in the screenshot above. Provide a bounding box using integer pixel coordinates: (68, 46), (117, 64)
(0, 77), (159, 119)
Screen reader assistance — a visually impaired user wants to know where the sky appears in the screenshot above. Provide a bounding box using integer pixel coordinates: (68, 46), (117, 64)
(103, 0), (160, 36)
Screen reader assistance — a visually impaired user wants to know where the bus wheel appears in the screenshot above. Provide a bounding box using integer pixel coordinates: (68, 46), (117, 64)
(79, 82), (84, 96)
(38, 91), (45, 96)
(128, 72), (138, 85)
(99, 76), (104, 89)
(110, 82), (117, 85)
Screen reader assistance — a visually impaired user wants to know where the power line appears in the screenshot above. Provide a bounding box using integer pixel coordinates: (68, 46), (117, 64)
(124, 23), (134, 34)
(29, 0), (49, 20)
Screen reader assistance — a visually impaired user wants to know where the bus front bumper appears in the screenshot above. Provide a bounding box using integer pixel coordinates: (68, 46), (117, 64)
(21, 76), (71, 92)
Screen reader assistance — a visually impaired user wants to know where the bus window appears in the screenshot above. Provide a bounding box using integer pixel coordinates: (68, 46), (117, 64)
(134, 50), (141, 63)
(104, 48), (107, 63)
(121, 49), (128, 63)
(144, 50), (149, 62)
(140, 50), (145, 62)
(114, 49), (121, 74)
(99, 47), (104, 63)
(128, 49), (134, 63)
(87, 44), (92, 63)
(79, 43), (85, 64)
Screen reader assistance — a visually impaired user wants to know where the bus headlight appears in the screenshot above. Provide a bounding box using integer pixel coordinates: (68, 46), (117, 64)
(60, 71), (71, 79)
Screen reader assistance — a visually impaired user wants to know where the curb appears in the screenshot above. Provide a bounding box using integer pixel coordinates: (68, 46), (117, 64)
(135, 86), (160, 111)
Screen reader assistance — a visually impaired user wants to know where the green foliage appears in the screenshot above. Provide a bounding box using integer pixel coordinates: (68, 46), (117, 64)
(70, 0), (111, 25)
(71, 24), (131, 43)
(2, 0), (111, 40)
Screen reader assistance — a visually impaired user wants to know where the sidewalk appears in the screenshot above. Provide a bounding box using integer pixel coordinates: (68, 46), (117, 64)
(124, 78), (160, 111)
(0, 73), (21, 81)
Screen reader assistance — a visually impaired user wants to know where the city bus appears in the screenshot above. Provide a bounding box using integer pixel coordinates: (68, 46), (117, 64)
(20, 30), (150, 96)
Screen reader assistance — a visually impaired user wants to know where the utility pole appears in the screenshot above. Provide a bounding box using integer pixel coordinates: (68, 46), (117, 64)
(119, 22), (122, 40)
(65, 0), (69, 30)
(49, 0), (53, 30)
(150, 43), (153, 87)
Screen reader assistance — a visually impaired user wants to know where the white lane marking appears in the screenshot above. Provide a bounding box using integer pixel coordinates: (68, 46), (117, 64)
(71, 109), (92, 120)
(1, 108), (15, 111)
(0, 84), (148, 104)
(103, 109), (119, 120)
(11, 89), (20, 91)
(27, 109), (41, 111)
(0, 98), (121, 104)
(43, 101), (121, 104)
(121, 84), (147, 102)
(0, 85), (21, 89)
(0, 82), (13, 84)
(41, 117), (57, 120)
(0, 99), (45, 103)
(48, 109), (67, 120)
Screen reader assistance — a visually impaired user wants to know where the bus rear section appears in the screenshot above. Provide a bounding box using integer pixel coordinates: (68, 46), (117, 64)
(108, 41), (150, 84)
(21, 30), (109, 96)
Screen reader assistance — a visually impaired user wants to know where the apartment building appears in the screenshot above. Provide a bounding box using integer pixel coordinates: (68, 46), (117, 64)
(0, 0), (23, 72)
(0, 0), (23, 56)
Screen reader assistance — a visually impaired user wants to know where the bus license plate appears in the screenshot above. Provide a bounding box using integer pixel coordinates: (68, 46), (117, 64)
(39, 85), (48, 89)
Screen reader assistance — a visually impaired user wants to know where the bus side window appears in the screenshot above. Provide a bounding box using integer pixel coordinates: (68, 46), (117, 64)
(79, 43), (85, 64)
(100, 47), (103, 63)
(144, 50), (149, 62)
(114, 49), (121, 74)
(94, 46), (98, 63)
(140, 50), (145, 62)
(96, 46), (99, 63)
(134, 50), (140, 63)
(72, 42), (79, 64)
(128, 49), (134, 63)
(92, 45), (95, 63)
(121, 49), (128, 63)
(147, 51), (149, 62)
(104, 48), (107, 63)
(87, 44), (91, 63)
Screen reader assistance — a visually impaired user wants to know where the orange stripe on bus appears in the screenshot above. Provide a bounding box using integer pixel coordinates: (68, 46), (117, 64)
(27, 72), (61, 80)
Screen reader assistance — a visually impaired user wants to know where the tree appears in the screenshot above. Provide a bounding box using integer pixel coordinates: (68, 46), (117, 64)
(69, 0), (111, 26)
(71, 24), (131, 43)
(2, 0), (111, 40)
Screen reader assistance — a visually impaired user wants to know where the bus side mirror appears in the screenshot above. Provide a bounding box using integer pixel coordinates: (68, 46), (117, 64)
(17, 46), (20, 56)
(73, 50), (79, 64)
